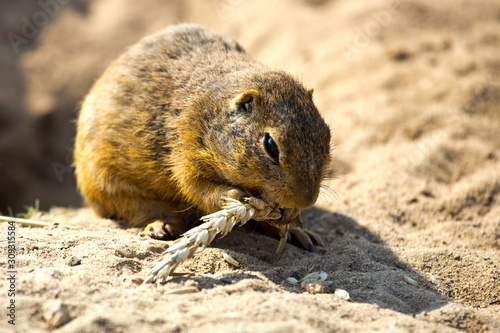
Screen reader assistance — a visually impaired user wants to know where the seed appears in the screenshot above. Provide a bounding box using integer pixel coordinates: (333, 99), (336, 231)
(403, 275), (420, 288)
(222, 252), (240, 267)
(302, 271), (328, 281)
(195, 229), (209, 247)
(165, 286), (199, 294)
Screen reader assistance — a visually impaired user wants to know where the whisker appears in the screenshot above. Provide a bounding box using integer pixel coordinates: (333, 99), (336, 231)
(319, 183), (342, 206)
(317, 192), (329, 205)
(173, 203), (197, 213)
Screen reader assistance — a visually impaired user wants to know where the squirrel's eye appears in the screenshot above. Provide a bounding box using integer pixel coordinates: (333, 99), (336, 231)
(263, 133), (280, 163)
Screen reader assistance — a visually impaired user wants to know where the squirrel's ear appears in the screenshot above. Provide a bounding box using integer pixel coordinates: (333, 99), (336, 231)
(307, 87), (314, 99)
(231, 89), (261, 113)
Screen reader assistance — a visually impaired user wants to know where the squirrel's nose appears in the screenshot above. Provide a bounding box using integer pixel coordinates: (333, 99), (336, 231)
(292, 187), (320, 209)
(293, 196), (316, 209)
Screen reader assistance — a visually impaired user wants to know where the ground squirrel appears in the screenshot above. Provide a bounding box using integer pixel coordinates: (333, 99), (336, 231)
(74, 24), (331, 251)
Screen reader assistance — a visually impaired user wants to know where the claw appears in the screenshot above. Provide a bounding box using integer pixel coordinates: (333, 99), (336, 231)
(289, 226), (325, 252)
(141, 221), (169, 239)
(306, 229), (326, 248)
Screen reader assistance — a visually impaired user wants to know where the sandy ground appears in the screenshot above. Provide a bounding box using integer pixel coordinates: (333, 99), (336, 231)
(1, 0), (499, 332)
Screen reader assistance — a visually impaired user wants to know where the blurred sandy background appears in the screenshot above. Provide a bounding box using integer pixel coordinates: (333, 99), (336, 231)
(0, 0), (499, 332)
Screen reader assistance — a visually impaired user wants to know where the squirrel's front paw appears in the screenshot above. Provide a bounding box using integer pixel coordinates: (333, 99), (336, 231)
(140, 220), (184, 240)
(289, 226), (326, 252)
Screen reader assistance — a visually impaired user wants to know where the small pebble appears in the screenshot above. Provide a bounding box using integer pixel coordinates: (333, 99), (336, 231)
(129, 276), (145, 285)
(335, 226), (345, 236)
(67, 256), (82, 266)
(42, 300), (71, 328)
(302, 280), (328, 294)
(111, 246), (135, 258)
(334, 288), (351, 301)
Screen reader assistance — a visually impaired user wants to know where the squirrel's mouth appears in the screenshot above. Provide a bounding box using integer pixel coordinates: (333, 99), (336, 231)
(257, 190), (303, 227)
(279, 207), (303, 228)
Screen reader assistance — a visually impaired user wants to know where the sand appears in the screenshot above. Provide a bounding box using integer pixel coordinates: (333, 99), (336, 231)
(0, 0), (499, 332)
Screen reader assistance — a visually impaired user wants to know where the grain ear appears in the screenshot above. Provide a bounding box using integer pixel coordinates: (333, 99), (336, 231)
(307, 87), (314, 99)
(231, 89), (261, 113)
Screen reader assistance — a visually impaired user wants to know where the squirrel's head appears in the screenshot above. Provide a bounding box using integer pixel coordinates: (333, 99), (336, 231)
(206, 70), (331, 211)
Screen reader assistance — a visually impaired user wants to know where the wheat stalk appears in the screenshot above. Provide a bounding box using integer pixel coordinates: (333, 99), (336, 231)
(143, 197), (288, 284)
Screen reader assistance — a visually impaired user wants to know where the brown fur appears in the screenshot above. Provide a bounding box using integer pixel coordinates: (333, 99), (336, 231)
(75, 24), (331, 241)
